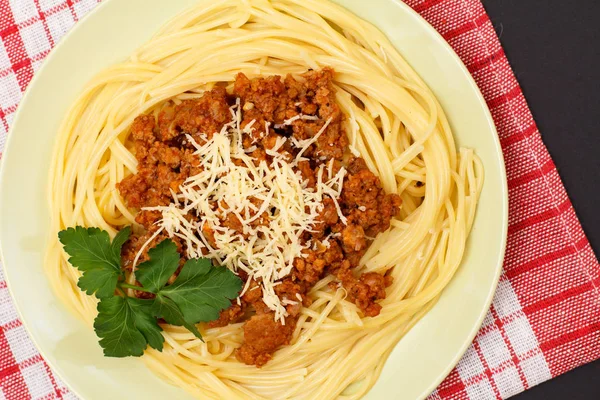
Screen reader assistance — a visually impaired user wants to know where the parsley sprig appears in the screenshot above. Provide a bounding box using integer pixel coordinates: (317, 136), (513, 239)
(58, 226), (242, 357)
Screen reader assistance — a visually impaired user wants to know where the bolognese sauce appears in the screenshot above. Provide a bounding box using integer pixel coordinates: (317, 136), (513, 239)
(117, 68), (401, 366)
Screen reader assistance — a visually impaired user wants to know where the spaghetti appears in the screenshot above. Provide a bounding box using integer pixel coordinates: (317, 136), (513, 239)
(46, 0), (483, 398)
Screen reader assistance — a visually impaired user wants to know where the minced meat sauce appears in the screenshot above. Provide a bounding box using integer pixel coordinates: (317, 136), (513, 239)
(117, 68), (401, 366)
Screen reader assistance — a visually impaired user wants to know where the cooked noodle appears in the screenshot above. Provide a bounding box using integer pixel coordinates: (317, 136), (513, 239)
(46, 0), (483, 398)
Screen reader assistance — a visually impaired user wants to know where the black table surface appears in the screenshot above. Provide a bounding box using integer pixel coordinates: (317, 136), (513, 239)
(479, 1), (600, 399)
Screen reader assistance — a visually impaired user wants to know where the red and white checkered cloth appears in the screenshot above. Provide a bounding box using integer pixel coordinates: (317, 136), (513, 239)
(0, 0), (598, 399)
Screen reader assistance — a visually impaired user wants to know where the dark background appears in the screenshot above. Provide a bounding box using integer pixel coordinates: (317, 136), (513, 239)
(480, 1), (600, 399)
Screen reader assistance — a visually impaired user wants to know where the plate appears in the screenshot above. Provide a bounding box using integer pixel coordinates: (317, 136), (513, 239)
(0, 0), (507, 399)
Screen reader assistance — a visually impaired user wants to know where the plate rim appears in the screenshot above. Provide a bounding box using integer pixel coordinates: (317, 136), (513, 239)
(0, 2), (117, 399)
(0, 0), (508, 399)
(386, 2), (507, 397)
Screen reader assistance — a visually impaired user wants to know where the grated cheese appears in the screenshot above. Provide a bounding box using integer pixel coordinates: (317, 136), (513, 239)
(142, 101), (346, 323)
(274, 114), (320, 129)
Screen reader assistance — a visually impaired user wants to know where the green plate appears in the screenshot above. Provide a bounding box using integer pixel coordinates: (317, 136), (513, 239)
(0, 0), (507, 399)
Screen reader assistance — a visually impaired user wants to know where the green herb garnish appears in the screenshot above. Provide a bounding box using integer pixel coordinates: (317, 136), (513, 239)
(58, 226), (242, 357)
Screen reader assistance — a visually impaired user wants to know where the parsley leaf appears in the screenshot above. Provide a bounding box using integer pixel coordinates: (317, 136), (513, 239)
(58, 226), (131, 298)
(160, 258), (241, 324)
(128, 298), (165, 352)
(136, 240), (180, 293)
(94, 296), (163, 357)
(151, 294), (202, 339)
(59, 226), (243, 358)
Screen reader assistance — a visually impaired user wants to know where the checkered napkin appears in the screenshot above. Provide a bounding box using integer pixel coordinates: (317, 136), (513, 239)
(0, 0), (598, 399)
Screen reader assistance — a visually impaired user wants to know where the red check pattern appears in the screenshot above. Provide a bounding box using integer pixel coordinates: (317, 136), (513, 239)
(0, 0), (598, 399)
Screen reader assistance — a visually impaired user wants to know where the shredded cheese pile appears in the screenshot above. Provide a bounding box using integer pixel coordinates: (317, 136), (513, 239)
(142, 100), (346, 322)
